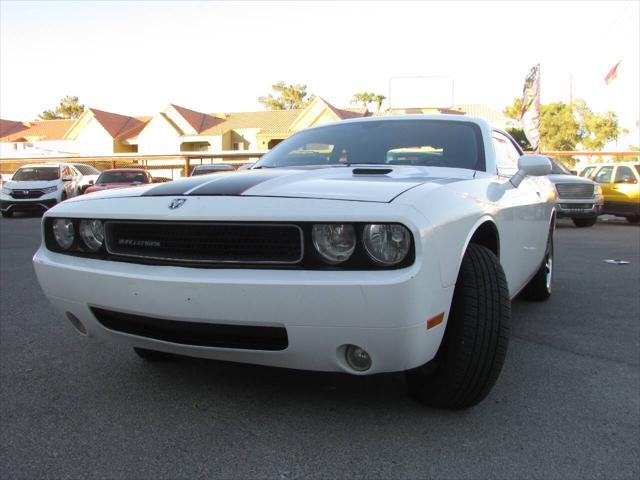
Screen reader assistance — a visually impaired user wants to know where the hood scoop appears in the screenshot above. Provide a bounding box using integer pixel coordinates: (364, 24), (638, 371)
(352, 168), (393, 175)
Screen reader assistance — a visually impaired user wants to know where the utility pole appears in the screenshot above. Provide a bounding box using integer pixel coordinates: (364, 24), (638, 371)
(569, 74), (573, 107)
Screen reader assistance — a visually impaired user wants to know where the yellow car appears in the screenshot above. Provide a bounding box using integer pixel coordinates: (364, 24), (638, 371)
(580, 162), (640, 223)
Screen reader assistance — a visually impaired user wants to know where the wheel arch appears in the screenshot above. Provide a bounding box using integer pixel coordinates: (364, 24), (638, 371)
(467, 218), (500, 259)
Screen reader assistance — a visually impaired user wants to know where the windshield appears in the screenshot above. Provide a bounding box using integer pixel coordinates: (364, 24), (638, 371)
(97, 171), (149, 184)
(13, 166), (60, 181)
(73, 164), (100, 175)
(254, 120), (484, 170)
(549, 157), (571, 175)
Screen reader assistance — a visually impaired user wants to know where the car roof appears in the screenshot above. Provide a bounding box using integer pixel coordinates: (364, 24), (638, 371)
(100, 168), (148, 173)
(303, 113), (492, 132)
(17, 163), (64, 169)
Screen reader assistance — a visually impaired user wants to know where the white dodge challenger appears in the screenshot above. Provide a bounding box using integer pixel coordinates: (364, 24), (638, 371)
(33, 115), (555, 409)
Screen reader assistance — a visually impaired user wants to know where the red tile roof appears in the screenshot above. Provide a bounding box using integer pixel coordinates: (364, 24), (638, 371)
(0, 119), (75, 142)
(170, 104), (222, 134)
(89, 108), (148, 139)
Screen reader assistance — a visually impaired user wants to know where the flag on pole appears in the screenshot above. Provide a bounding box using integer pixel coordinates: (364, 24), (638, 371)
(520, 64), (541, 152)
(604, 60), (621, 85)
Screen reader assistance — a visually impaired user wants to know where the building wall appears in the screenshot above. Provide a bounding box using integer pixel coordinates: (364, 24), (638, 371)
(0, 140), (79, 158)
(73, 120), (117, 155)
(136, 115), (181, 154)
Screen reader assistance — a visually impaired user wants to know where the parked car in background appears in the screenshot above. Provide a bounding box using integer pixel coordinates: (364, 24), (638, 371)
(84, 169), (154, 195)
(190, 164), (235, 176)
(547, 157), (603, 227)
(71, 163), (102, 194)
(581, 162), (640, 223)
(0, 173), (13, 187)
(34, 115), (556, 409)
(1, 163), (82, 217)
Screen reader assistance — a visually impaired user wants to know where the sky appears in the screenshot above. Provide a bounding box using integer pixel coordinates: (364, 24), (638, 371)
(1, 0), (639, 145)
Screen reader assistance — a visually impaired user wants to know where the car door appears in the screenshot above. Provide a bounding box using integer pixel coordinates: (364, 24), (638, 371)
(611, 165), (640, 208)
(61, 165), (78, 198)
(592, 165), (615, 204)
(491, 131), (549, 292)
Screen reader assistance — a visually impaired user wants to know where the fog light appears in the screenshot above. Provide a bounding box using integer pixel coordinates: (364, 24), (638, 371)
(66, 312), (87, 335)
(345, 344), (371, 371)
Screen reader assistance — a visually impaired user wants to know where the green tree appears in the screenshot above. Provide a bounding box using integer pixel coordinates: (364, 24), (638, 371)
(506, 127), (532, 151)
(539, 102), (580, 151)
(258, 82), (314, 110)
(372, 94), (386, 112)
(351, 92), (374, 110)
(573, 100), (625, 150)
(503, 97), (622, 151)
(39, 95), (85, 120)
(351, 92), (386, 112)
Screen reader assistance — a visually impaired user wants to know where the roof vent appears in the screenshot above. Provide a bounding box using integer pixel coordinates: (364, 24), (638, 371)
(352, 168), (393, 175)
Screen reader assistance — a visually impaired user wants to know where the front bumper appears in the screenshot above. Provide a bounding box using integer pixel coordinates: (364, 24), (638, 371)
(33, 247), (452, 374)
(556, 198), (603, 218)
(0, 198), (57, 213)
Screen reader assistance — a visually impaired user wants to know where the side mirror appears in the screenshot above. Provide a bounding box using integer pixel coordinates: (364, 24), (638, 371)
(570, 170), (577, 175)
(509, 155), (552, 188)
(62, 176), (72, 182)
(88, 180), (94, 185)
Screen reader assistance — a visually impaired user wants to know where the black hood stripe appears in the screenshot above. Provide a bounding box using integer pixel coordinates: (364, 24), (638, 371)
(142, 171), (286, 197)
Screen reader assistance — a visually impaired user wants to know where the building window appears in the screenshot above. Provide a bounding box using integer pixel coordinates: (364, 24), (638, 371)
(233, 142), (245, 151)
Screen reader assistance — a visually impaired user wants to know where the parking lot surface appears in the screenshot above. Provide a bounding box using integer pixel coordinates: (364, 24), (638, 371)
(1, 214), (638, 479)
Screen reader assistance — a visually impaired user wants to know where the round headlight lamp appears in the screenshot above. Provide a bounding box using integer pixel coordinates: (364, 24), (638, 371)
(362, 224), (411, 266)
(78, 219), (104, 252)
(52, 219), (75, 250)
(311, 224), (356, 264)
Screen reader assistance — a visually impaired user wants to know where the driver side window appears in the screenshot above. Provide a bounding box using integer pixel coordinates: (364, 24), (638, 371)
(492, 132), (520, 174)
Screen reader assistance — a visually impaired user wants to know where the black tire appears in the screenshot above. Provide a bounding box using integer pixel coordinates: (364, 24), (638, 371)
(626, 216), (640, 224)
(521, 229), (554, 301)
(133, 347), (174, 362)
(572, 217), (597, 228)
(1, 210), (12, 218)
(405, 244), (511, 409)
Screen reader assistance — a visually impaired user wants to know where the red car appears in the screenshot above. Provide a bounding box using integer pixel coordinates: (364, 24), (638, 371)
(84, 168), (154, 194)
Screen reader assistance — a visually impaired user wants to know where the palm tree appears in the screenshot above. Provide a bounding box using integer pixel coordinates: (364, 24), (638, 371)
(351, 92), (374, 110)
(372, 94), (386, 113)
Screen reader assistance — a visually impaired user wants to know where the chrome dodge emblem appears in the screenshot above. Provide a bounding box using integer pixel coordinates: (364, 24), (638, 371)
(168, 198), (187, 210)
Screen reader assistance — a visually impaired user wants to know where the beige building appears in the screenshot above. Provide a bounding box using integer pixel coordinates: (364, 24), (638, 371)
(0, 98), (508, 159)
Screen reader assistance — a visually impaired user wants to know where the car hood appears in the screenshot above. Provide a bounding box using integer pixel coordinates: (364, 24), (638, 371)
(67, 166), (475, 203)
(3, 179), (59, 190)
(547, 174), (595, 185)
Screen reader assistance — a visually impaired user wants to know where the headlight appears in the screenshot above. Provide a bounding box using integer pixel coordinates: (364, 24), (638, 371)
(594, 184), (603, 196)
(1, 186), (11, 195)
(52, 219), (75, 250)
(41, 186), (59, 194)
(78, 219), (104, 252)
(312, 224), (356, 264)
(362, 224), (411, 266)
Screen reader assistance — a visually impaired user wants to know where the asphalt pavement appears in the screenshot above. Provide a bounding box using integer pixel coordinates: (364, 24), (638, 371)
(1, 213), (638, 479)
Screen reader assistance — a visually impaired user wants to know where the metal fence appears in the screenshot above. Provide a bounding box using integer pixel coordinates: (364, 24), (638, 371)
(0, 151), (266, 178)
(0, 150), (637, 177)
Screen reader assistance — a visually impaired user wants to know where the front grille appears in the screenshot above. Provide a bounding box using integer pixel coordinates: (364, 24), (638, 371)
(10, 189), (45, 199)
(104, 221), (303, 265)
(555, 183), (594, 199)
(91, 307), (288, 350)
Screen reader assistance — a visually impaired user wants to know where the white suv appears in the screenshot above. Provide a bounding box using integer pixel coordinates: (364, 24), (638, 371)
(0, 163), (82, 218)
